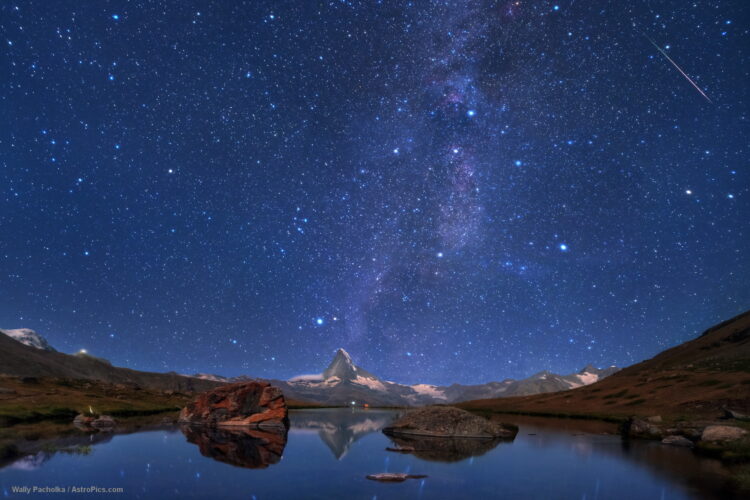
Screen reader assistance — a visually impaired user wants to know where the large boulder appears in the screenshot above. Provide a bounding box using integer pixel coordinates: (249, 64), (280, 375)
(382, 406), (517, 439)
(701, 425), (748, 442)
(179, 381), (288, 430)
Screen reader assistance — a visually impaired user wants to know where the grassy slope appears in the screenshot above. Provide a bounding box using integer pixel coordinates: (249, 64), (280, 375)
(458, 309), (750, 422)
(0, 375), (319, 425)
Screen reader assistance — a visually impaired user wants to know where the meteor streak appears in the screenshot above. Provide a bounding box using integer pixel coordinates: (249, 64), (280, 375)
(643, 33), (712, 104)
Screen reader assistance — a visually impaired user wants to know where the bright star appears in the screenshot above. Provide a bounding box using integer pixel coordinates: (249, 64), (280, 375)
(466, 109), (476, 117)
(559, 243), (568, 251)
(315, 317), (324, 325)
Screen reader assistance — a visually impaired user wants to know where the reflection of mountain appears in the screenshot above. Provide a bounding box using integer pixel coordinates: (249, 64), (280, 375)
(290, 409), (396, 459)
(181, 426), (287, 469)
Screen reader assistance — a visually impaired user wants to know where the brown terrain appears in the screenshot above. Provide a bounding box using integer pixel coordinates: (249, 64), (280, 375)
(458, 309), (750, 422)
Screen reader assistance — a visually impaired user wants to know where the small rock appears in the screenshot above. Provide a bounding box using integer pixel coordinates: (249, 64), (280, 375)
(723, 408), (750, 421)
(646, 415), (662, 424)
(366, 473), (427, 482)
(73, 414), (94, 426)
(91, 415), (116, 428)
(661, 435), (693, 448)
(627, 418), (663, 439)
(701, 425), (748, 442)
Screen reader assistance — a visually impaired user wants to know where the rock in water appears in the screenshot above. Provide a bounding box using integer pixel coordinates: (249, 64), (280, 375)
(179, 381), (288, 430)
(701, 425), (748, 442)
(366, 473), (427, 482)
(625, 418), (663, 439)
(382, 406), (517, 438)
(661, 436), (694, 448)
(90, 415), (116, 428)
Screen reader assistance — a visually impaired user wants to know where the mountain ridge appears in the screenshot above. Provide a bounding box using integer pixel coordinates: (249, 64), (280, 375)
(0, 332), (614, 406)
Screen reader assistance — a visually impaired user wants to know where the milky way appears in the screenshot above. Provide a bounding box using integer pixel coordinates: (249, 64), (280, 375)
(1, 1), (748, 384)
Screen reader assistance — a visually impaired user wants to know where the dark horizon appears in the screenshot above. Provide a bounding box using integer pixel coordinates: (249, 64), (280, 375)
(2, 1), (748, 386)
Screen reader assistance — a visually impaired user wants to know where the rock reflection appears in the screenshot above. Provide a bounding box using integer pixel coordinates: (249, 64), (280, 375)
(384, 434), (513, 463)
(181, 426), (287, 469)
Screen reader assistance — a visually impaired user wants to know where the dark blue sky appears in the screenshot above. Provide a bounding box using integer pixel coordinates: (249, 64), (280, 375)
(1, 1), (748, 385)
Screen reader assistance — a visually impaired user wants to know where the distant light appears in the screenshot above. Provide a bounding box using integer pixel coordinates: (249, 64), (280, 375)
(112, 14), (119, 20)
(452, 148), (459, 154)
(393, 148), (399, 154)
(406, 352), (412, 357)
(315, 317), (324, 325)
(79, 349), (87, 354)
(514, 160), (522, 167)
(436, 251), (444, 258)
(685, 189), (692, 195)
(559, 243), (568, 251)
(727, 194), (734, 199)
(108, 74), (115, 81)
(168, 169), (174, 174)
(553, 5), (560, 11)
(466, 109), (476, 117)
(350, 401), (356, 405)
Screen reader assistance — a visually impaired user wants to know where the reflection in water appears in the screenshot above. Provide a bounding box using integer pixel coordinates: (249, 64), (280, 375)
(180, 425), (287, 469)
(0, 410), (744, 499)
(289, 409), (395, 459)
(384, 434), (511, 463)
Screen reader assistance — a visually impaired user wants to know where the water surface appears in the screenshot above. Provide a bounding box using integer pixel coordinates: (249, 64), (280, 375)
(0, 409), (737, 499)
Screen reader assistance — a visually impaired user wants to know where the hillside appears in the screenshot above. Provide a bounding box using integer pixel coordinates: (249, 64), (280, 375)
(458, 309), (750, 420)
(0, 333), (222, 393)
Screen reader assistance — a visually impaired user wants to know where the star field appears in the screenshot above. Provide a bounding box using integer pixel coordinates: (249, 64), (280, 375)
(1, 1), (748, 384)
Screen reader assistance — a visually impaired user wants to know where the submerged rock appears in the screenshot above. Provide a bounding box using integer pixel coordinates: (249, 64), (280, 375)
(701, 425), (748, 442)
(366, 473), (427, 482)
(382, 406), (517, 439)
(179, 381), (288, 430)
(661, 435), (694, 448)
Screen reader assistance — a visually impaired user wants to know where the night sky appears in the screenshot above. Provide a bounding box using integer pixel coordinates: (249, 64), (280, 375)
(1, 1), (748, 385)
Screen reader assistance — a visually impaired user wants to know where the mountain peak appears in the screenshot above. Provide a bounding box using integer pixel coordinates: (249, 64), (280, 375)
(0, 328), (56, 352)
(323, 348), (358, 380)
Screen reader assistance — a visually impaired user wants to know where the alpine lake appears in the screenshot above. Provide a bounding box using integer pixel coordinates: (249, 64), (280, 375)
(0, 408), (742, 499)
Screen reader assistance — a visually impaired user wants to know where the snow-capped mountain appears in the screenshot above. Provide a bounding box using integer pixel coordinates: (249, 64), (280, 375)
(0, 328), (56, 352)
(266, 348), (618, 407)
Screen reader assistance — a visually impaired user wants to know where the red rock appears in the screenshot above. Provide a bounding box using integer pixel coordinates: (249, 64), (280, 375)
(178, 381), (288, 430)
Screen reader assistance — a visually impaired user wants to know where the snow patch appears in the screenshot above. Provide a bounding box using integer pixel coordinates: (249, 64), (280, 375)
(289, 373), (324, 382)
(352, 375), (386, 392)
(576, 372), (599, 385)
(410, 384), (448, 400)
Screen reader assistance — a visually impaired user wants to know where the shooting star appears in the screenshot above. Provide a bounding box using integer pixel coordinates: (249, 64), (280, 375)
(643, 33), (712, 104)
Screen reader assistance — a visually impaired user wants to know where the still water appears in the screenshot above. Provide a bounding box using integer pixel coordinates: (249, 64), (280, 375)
(0, 409), (737, 499)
